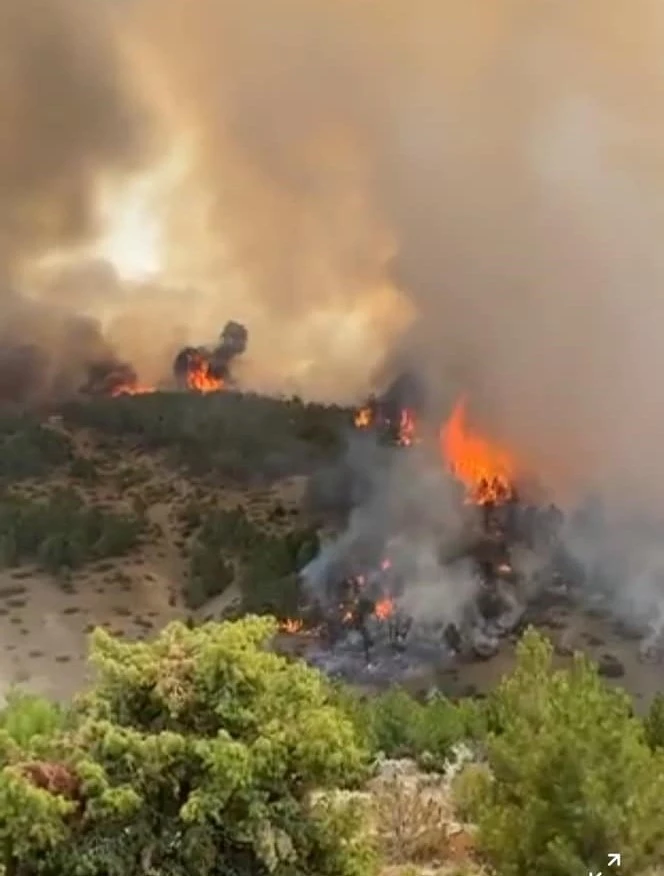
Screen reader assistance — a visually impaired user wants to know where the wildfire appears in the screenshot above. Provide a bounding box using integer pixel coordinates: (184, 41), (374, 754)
(353, 402), (418, 447)
(354, 406), (373, 428)
(185, 354), (225, 393)
(397, 408), (417, 446)
(279, 618), (303, 634)
(441, 397), (517, 505)
(373, 596), (395, 620)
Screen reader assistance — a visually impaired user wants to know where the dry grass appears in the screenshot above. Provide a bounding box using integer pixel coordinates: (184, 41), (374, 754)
(372, 773), (454, 864)
(367, 761), (480, 873)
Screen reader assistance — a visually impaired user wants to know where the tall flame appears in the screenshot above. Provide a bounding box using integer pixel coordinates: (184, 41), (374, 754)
(354, 406), (373, 428)
(397, 408), (417, 446)
(441, 397), (517, 504)
(185, 353), (225, 393)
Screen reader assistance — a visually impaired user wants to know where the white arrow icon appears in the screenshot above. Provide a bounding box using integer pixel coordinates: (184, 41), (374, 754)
(588, 871), (602, 876)
(608, 853), (621, 867)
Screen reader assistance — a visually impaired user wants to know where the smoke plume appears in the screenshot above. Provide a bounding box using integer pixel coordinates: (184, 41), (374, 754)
(119, 0), (664, 507)
(7, 0), (664, 507)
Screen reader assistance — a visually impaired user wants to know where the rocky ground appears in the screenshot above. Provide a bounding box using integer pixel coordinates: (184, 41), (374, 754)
(316, 751), (483, 876)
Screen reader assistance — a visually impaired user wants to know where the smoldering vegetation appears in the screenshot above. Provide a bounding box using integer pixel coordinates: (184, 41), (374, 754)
(297, 393), (664, 685)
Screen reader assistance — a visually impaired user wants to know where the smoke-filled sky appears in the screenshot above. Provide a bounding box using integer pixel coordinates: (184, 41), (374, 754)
(5, 0), (664, 504)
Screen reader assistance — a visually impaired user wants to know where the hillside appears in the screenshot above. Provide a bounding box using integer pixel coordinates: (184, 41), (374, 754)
(0, 391), (663, 713)
(0, 392), (339, 702)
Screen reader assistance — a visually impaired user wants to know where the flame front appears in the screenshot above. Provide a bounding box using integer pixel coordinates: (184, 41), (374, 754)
(279, 618), (303, 634)
(373, 596), (395, 620)
(441, 397), (516, 504)
(397, 408), (417, 446)
(185, 353), (225, 393)
(354, 406), (373, 428)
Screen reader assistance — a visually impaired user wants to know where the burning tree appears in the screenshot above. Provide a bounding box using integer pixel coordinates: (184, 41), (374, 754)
(290, 386), (570, 676)
(440, 396), (517, 506)
(173, 320), (248, 393)
(353, 371), (425, 447)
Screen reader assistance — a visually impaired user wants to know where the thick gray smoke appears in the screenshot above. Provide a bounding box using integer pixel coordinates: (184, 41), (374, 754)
(126, 0), (664, 507)
(302, 433), (480, 629)
(127, 0), (664, 641)
(0, 0), (155, 399)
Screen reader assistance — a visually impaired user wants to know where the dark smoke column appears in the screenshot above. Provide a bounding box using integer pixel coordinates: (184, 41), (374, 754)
(210, 320), (248, 377)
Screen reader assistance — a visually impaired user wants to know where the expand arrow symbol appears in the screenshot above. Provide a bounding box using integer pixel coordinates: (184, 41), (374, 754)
(588, 871), (602, 876)
(608, 853), (621, 867)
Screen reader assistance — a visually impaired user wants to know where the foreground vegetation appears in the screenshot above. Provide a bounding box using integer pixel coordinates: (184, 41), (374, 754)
(2, 621), (664, 876)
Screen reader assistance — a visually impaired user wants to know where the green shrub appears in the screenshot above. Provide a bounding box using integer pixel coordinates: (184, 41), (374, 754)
(0, 691), (66, 750)
(337, 687), (476, 770)
(59, 392), (348, 482)
(184, 548), (235, 609)
(0, 617), (374, 876)
(68, 456), (99, 483)
(472, 628), (664, 876)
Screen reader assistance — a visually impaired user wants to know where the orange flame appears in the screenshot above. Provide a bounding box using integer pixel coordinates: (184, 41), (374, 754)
(186, 354), (225, 393)
(354, 406), (373, 428)
(279, 618), (303, 634)
(441, 397), (516, 504)
(374, 596), (395, 620)
(397, 408), (417, 446)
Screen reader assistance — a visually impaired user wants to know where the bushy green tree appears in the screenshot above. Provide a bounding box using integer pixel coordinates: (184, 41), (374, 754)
(467, 628), (664, 876)
(0, 616), (373, 876)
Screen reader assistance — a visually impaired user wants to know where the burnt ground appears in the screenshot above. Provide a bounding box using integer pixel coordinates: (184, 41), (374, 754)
(279, 595), (664, 714)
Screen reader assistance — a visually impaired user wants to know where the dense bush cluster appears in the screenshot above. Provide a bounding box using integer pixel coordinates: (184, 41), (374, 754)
(184, 505), (319, 611)
(459, 631), (664, 875)
(0, 617), (372, 876)
(336, 685), (485, 772)
(60, 392), (349, 482)
(334, 630), (664, 876)
(0, 488), (144, 573)
(4, 623), (664, 875)
(1, 624), (664, 875)
(0, 415), (73, 481)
